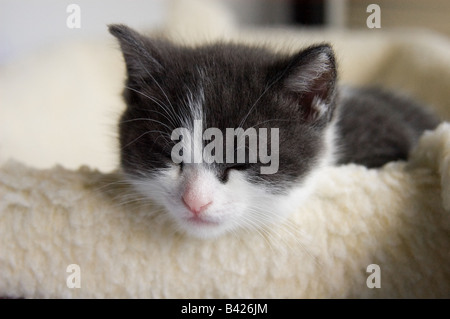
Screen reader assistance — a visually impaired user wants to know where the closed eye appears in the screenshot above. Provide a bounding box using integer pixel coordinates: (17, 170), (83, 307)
(227, 163), (248, 171)
(221, 163), (250, 183)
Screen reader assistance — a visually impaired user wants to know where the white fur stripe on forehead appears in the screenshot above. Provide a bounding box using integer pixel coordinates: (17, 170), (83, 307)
(180, 86), (204, 165)
(183, 86), (204, 127)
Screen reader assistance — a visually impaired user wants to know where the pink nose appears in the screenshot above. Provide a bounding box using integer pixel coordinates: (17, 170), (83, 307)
(182, 189), (213, 216)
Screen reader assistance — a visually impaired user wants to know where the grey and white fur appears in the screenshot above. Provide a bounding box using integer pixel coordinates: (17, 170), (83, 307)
(109, 24), (440, 238)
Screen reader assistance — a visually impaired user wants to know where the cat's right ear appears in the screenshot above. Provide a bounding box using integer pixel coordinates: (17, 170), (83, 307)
(278, 44), (337, 123)
(109, 24), (164, 84)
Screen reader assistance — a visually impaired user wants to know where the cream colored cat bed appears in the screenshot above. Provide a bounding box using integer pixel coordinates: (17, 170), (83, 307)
(1, 123), (450, 298)
(1, 0), (450, 298)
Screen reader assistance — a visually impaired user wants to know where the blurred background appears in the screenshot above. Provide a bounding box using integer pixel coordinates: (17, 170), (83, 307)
(1, 0), (450, 172)
(1, 0), (450, 65)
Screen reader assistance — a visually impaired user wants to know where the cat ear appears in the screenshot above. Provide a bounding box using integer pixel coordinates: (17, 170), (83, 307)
(281, 44), (337, 122)
(108, 24), (164, 83)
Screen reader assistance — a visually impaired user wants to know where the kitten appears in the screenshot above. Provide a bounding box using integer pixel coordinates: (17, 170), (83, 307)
(109, 24), (439, 238)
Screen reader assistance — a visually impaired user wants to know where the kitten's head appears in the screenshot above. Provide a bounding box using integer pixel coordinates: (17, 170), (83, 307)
(110, 24), (337, 238)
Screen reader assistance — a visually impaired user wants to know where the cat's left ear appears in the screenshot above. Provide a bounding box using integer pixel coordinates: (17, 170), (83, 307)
(109, 24), (164, 84)
(281, 44), (337, 123)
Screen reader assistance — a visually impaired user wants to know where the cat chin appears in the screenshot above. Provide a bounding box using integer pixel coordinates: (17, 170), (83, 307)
(165, 201), (246, 239)
(169, 206), (241, 238)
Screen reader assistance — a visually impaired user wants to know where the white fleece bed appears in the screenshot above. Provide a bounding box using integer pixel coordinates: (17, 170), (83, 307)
(0, 3), (449, 298)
